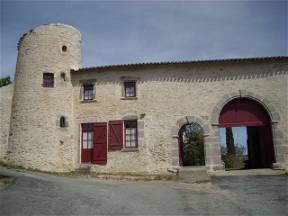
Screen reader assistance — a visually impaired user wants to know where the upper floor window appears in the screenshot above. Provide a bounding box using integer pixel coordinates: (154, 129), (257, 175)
(124, 81), (136, 98)
(80, 79), (96, 102)
(43, 73), (54, 88)
(83, 84), (94, 101)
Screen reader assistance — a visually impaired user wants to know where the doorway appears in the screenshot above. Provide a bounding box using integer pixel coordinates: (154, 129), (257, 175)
(178, 122), (205, 166)
(219, 98), (275, 169)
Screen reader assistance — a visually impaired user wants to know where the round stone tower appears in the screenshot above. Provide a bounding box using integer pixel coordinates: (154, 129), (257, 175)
(8, 24), (81, 171)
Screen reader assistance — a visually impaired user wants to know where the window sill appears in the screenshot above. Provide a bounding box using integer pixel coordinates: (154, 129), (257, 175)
(80, 99), (97, 103)
(121, 148), (139, 152)
(121, 97), (138, 100)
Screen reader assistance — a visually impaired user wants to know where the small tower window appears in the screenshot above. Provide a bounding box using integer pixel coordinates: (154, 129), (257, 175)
(60, 116), (66, 128)
(62, 45), (67, 52)
(43, 73), (54, 88)
(60, 72), (66, 81)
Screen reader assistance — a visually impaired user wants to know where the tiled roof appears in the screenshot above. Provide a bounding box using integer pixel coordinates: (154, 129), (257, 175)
(72, 56), (288, 72)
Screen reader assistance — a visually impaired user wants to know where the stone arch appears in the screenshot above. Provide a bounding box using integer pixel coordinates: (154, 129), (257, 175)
(211, 90), (280, 125)
(171, 116), (210, 137)
(210, 90), (284, 169)
(170, 116), (216, 169)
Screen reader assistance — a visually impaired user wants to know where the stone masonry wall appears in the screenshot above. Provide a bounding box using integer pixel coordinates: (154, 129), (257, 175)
(72, 60), (288, 173)
(0, 84), (14, 161)
(7, 24), (81, 172)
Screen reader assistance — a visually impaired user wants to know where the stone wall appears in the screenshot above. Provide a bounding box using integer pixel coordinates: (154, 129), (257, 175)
(0, 84), (14, 161)
(72, 59), (288, 173)
(7, 24), (81, 172)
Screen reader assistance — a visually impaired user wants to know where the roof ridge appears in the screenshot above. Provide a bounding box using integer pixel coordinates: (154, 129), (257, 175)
(72, 56), (288, 72)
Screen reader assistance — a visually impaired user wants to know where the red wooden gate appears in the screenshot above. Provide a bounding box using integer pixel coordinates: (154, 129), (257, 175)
(92, 122), (107, 164)
(219, 98), (270, 127)
(219, 98), (275, 168)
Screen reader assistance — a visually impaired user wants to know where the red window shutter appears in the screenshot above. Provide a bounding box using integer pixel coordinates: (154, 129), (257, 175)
(92, 122), (107, 165)
(108, 121), (123, 150)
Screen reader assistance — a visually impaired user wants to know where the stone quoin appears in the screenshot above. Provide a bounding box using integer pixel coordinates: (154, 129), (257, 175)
(0, 23), (287, 174)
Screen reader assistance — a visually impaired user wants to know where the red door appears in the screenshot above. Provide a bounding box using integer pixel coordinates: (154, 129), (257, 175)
(93, 123), (108, 164)
(81, 123), (94, 163)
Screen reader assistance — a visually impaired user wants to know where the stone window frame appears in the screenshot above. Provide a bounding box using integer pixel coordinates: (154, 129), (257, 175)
(56, 114), (69, 129)
(124, 120), (138, 148)
(121, 115), (144, 152)
(42, 72), (54, 88)
(79, 79), (97, 103)
(120, 76), (140, 100)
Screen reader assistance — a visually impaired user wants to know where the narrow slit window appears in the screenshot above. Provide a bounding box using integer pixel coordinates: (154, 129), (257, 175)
(60, 72), (66, 81)
(60, 116), (66, 128)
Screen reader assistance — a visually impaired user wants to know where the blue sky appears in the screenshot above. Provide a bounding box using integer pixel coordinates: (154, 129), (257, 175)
(1, 0), (287, 78)
(220, 127), (247, 154)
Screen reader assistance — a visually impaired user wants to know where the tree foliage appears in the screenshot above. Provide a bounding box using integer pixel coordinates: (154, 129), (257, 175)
(0, 76), (12, 87)
(183, 130), (205, 166)
(226, 127), (236, 155)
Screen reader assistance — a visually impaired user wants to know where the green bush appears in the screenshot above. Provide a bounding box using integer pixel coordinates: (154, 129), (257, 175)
(183, 130), (205, 166)
(0, 76), (12, 87)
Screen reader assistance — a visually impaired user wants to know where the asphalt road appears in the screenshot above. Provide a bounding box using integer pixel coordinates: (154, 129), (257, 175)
(0, 167), (287, 215)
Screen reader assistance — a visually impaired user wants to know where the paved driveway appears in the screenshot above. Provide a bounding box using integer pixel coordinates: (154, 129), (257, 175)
(0, 167), (287, 215)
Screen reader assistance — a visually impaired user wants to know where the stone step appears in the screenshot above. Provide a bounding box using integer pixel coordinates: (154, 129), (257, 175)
(76, 163), (92, 172)
(178, 166), (210, 183)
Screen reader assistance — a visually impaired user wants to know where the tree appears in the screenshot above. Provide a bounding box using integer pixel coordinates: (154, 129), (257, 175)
(0, 76), (12, 87)
(183, 130), (205, 166)
(226, 127), (235, 155)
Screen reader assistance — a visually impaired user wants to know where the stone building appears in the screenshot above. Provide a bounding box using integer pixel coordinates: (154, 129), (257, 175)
(0, 23), (287, 174)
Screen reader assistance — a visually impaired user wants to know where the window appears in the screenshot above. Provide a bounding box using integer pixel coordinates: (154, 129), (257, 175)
(60, 72), (66, 81)
(82, 123), (93, 149)
(62, 45), (67, 52)
(60, 116), (66, 128)
(83, 84), (94, 100)
(125, 120), (138, 148)
(43, 73), (54, 88)
(124, 81), (136, 97)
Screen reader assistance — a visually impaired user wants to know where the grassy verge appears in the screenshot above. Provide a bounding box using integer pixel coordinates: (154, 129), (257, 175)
(0, 160), (179, 181)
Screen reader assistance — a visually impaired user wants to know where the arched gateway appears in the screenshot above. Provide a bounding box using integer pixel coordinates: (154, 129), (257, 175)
(178, 122), (205, 166)
(219, 98), (275, 168)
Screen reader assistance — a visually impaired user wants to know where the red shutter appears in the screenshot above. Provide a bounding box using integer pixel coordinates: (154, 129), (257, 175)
(108, 121), (123, 150)
(93, 123), (107, 165)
